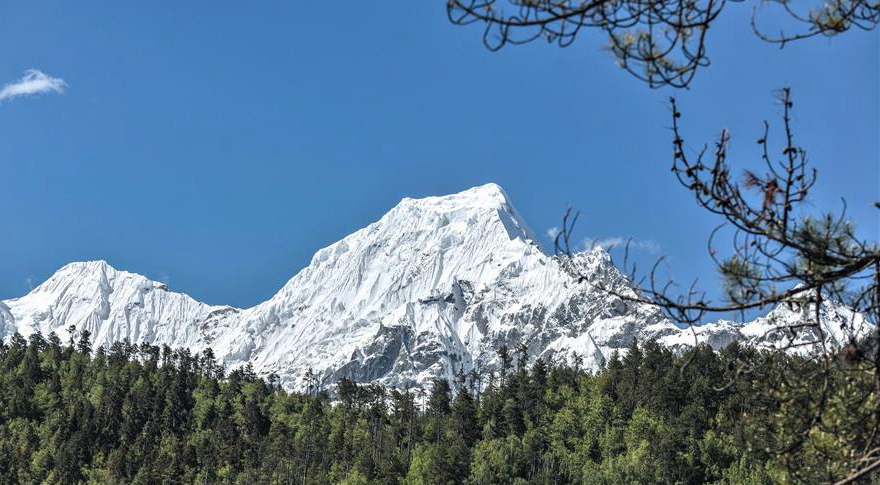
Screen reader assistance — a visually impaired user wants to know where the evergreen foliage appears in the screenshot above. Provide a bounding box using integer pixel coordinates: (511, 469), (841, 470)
(0, 331), (871, 484)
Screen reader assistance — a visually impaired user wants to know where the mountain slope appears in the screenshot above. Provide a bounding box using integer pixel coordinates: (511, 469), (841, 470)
(0, 184), (868, 390)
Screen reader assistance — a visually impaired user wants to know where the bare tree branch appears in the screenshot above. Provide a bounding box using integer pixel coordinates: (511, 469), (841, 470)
(447, 0), (880, 88)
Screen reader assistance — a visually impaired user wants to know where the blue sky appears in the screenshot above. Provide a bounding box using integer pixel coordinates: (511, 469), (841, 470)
(1, 2), (877, 309)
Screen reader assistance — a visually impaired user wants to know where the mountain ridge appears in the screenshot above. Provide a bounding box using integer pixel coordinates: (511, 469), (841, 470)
(1, 183), (868, 390)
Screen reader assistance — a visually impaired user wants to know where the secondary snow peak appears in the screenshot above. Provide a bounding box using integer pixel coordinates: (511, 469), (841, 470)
(28, 259), (117, 297)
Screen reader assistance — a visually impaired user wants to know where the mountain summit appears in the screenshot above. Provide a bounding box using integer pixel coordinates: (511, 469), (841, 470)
(0, 184), (866, 390)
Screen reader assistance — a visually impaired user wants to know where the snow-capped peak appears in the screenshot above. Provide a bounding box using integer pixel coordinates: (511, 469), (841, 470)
(24, 259), (175, 308)
(3, 258), (236, 350)
(386, 182), (539, 244)
(399, 182), (510, 209)
(1, 183), (868, 391)
(30, 260), (114, 292)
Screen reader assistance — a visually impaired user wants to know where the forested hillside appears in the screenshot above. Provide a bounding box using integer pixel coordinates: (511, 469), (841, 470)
(0, 330), (870, 485)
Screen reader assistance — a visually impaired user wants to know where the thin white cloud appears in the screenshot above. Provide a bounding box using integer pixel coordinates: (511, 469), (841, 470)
(0, 69), (66, 104)
(582, 236), (660, 254)
(546, 227), (659, 254)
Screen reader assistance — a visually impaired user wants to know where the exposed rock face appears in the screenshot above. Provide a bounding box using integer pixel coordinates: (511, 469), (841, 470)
(1, 184), (868, 391)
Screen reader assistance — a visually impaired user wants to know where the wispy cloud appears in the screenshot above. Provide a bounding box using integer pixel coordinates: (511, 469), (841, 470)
(582, 236), (660, 254)
(546, 226), (659, 255)
(0, 69), (66, 104)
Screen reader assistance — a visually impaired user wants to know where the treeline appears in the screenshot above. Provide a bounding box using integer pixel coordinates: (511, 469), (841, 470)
(0, 330), (869, 484)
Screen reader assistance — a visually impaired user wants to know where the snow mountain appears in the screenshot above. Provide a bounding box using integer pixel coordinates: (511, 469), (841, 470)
(0, 183), (867, 390)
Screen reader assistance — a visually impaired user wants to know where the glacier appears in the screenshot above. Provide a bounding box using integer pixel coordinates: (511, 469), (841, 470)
(0, 183), (868, 391)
